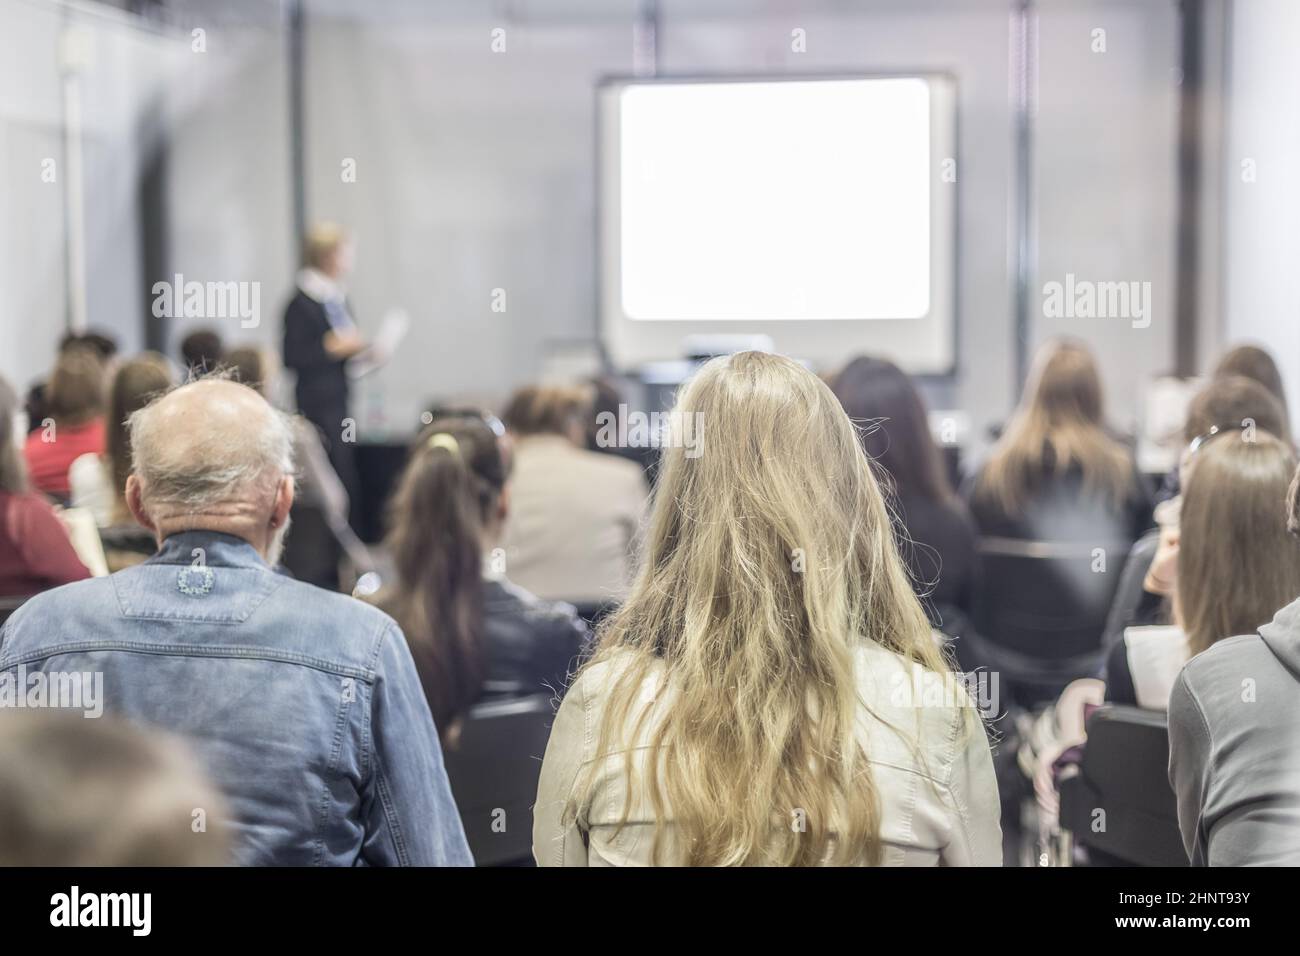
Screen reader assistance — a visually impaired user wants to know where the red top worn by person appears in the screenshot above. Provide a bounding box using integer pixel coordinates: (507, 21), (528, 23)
(24, 419), (105, 499)
(22, 346), (108, 499)
(0, 490), (90, 597)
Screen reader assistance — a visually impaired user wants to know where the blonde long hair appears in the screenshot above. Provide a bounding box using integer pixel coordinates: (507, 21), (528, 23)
(977, 339), (1133, 514)
(569, 351), (953, 866)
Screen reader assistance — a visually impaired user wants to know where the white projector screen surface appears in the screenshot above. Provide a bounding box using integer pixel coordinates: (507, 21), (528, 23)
(622, 80), (930, 320)
(599, 76), (956, 374)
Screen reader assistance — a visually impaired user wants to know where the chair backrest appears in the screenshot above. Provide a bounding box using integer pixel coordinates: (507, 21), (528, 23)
(1058, 704), (1187, 866)
(441, 694), (555, 866)
(97, 524), (159, 574)
(279, 503), (342, 590)
(975, 538), (1131, 661)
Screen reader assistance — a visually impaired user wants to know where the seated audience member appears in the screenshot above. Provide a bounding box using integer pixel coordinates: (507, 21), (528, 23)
(179, 327), (224, 376)
(372, 415), (588, 738)
(23, 346), (106, 499)
(60, 329), (120, 364)
(1214, 343), (1292, 440)
(1153, 346), (1293, 507)
(223, 345), (370, 585)
(1107, 431), (1300, 708)
(586, 375), (657, 472)
(832, 355), (977, 629)
(223, 345), (269, 392)
(533, 351), (1001, 867)
(1168, 459), (1300, 866)
(22, 330), (119, 441)
(967, 339), (1151, 545)
(1184, 371), (1292, 450)
(69, 352), (174, 528)
(1109, 374), (1291, 642)
(500, 383), (649, 605)
(0, 711), (228, 866)
(0, 376), (89, 597)
(0, 378), (471, 866)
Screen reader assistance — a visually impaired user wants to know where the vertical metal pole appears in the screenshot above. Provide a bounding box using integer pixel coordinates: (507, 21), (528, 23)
(287, 0), (307, 253)
(1174, 0), (1204, 377)
(1010, 0), (1037, 390)
(139, 117), (170, 354)
(633, 0), (659, 78)
(59, 27), (90, 334)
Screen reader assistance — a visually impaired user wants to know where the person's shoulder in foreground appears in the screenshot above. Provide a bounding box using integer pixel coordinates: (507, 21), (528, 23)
(1168, 596), (1300, 866)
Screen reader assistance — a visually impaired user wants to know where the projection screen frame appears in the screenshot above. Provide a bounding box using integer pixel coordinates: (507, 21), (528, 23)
(596, 72), (959, 377)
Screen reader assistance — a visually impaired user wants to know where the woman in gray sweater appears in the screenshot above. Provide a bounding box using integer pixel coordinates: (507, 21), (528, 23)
(1168, 446), (1300, 865)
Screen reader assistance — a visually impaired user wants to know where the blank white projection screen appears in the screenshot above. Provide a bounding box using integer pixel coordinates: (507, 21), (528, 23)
(599, 76), (956, 373)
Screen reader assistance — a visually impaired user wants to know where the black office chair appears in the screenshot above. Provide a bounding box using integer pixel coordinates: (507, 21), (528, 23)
(97, 523), (159, 572)
(973, 538), (1131, 706)
(1057, 705), (1188, 867)
(280, 503), (343, 590)
(441, 694), (555, 866)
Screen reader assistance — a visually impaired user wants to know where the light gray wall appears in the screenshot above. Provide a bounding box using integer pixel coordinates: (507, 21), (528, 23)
(1032, 0), (1179, 436)
(1, 0), (1195, 454)
(300, 0), (1184, 450)
(0, 0), (291, 394)
(0, 0), (178, 391)
(162, 18), (295, 374)
(302, 4), (639, 433)
(1220, 0), (1300, 431)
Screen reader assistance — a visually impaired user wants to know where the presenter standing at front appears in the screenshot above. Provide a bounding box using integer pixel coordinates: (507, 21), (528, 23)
(283, 222), (368, 528)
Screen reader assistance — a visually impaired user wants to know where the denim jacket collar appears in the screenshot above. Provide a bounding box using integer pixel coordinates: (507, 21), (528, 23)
(148, 530), (269, 571)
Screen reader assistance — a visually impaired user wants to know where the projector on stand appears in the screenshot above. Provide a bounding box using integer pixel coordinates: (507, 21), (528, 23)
(680, 334), (774, 362)
(632, 336), (781, 414)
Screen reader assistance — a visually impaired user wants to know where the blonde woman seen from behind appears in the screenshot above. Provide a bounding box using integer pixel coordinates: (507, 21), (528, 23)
(532, 351), (1002, 866)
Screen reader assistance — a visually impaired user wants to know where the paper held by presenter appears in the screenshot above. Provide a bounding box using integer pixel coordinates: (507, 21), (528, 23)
(346, 309), (409, 379)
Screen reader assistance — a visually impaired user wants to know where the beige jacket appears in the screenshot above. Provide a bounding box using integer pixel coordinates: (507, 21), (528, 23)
(501, 436), (648, 604)
(533, 641), (1003, 866)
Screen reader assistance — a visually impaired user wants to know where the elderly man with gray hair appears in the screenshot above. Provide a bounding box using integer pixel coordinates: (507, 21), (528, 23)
(0, 378), (471, 866)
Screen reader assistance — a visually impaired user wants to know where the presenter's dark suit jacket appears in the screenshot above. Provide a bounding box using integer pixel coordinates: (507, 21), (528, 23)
(282, 291), (362, 532)
(283, 290), (350, 434)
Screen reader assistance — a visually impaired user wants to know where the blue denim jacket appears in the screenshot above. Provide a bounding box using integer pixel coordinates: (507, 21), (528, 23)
(0, 531), (472, 867)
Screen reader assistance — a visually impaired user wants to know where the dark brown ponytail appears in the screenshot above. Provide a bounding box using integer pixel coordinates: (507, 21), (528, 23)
(383, 416), (507, 735)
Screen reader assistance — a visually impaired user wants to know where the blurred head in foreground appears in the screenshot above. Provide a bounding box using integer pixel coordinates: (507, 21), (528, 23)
(0, 711), (228, 865)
